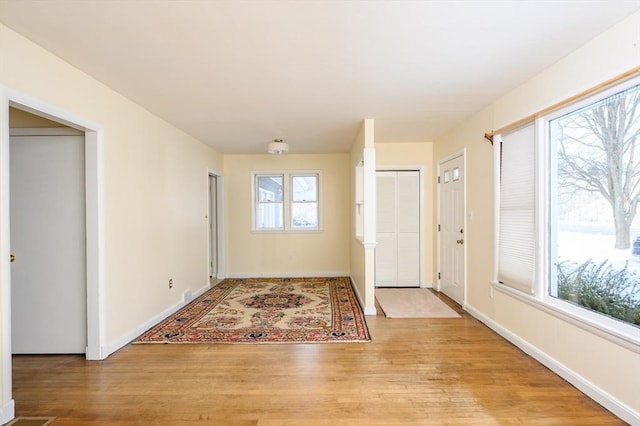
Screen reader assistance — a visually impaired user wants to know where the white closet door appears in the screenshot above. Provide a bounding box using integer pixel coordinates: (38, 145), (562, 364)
(376, 171), (420, 287)
(397, 172), (419, 284)
(376, 234), (397, 283)
(375, 173), (397, 283)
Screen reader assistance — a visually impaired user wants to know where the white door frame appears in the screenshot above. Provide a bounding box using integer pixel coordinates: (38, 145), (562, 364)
(207, 169), (224, 279)
(376, 165), (425, 287)
(10, 127), (87, 353)
(436, 150), (466, 304)
(0, 87), (106, 422)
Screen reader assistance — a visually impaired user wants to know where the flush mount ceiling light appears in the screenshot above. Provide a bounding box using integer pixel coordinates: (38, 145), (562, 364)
(267, 139), (289, 155)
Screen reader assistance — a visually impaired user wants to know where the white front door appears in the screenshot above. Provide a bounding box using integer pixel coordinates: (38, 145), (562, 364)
(439, 154), (465, 304)
(375, 171), (420, 287)
(10, 130), (87, 354)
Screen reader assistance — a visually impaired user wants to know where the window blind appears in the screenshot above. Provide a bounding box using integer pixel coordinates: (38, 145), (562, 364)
(497, 123), (536, 294)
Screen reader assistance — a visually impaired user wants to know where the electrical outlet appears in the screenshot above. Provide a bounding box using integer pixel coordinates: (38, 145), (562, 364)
(169, 278), (173, 289)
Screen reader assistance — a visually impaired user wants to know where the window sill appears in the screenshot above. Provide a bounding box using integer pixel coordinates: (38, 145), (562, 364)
(491, 281), (640, 354)
(251, 229), (323, 234)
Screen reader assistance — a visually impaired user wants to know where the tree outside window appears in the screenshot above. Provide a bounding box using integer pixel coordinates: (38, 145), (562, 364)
(551, 84), (640, 328)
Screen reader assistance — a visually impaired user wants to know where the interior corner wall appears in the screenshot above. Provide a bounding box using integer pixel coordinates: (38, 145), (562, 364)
(0, 22), (223, 358)
(223, 153), (350, 277)
(433, 11), (640, 421)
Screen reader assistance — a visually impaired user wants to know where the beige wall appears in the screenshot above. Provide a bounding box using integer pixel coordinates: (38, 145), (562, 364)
(223, 153), (350, 276)
(8, 107), (65, 127)
(433, 11), (640, 420)
(0, 22), (223, 360)
(375, 142), (434, 286)
(350, 124), (366, 302)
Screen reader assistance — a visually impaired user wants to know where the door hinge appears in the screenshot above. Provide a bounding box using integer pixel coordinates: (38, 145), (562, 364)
(438, 272), (441, 280)
(438, 176), (440, 184)
(438, 224), (441, 232)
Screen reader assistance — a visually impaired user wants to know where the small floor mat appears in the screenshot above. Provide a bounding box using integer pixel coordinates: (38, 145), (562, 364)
(6, 418), (55, 426)
(376, 288), (461, 318)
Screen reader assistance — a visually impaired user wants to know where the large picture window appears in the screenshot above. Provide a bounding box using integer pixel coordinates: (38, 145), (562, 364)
(549, 82), (640, 330)
(495, 75), (640, 343)
(253, 171), (320, 232)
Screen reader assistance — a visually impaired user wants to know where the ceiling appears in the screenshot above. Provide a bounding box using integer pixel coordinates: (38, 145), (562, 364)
(1, 1), (639, 154)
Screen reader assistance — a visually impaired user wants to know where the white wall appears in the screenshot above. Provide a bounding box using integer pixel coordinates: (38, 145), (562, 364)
(433, 11), (640, 423)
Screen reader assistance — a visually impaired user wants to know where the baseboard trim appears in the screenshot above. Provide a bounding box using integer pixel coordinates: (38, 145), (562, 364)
(0, 399), (15, 425)
(225, 272), (350, 279)
(349, 276), (377, 316)
(104, 281), (212, 358)
(465, 304), (640, 425)
(363, 306), (377, 316)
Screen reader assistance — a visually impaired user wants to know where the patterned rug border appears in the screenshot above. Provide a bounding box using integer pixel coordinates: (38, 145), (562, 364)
(135, 277), (371, 344)
(6, 417), (56, 426)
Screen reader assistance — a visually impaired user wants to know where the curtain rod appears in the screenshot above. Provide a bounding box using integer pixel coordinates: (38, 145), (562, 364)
(483, 65), (640, 144)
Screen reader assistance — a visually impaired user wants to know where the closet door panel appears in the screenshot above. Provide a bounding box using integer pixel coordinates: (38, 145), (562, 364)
(376, 173), (397, 233)
(375, 233), (397, 284)
(397, 172), (419, 233)
(397, 233), (419, 284)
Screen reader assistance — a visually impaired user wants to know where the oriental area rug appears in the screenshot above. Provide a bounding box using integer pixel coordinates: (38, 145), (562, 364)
(135, 277), (370, 344)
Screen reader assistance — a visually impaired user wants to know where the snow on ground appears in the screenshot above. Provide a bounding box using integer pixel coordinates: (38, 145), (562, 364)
(558, 230), (640, 276)
(557, 231), (640, 303)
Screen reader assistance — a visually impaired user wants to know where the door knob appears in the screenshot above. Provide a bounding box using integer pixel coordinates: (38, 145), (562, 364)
(456, 239), (464, 245)
(10, 254), (15, 263)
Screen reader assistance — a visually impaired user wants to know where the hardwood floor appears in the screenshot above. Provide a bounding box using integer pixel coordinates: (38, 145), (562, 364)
(11, 294), (623, 425)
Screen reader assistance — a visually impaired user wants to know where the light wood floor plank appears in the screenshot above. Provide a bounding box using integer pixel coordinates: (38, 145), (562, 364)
(11, 296), (624, 425)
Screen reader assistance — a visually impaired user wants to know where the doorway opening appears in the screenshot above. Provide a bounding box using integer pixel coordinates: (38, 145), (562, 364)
(208, 171), (224, 280)
(10, 125), (87, 354)
(4, 103), (103, 358)
(1, 91), (105, 423)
